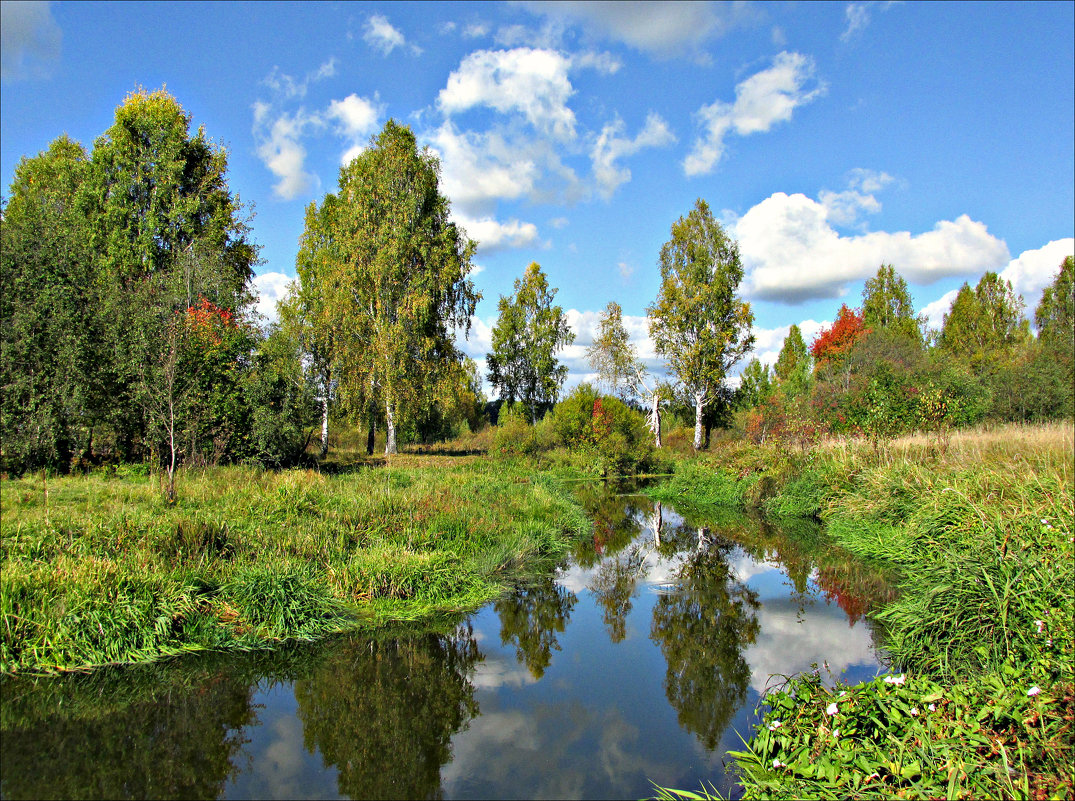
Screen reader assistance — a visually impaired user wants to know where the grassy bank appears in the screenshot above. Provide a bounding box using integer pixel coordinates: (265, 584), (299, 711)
(0, 456), (589, 674)
(653, 423), (1074, 800)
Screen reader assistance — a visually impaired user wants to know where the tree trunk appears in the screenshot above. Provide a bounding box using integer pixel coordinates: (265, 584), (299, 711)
(385, 402), (397, 455)
(366, 419), (375, 455)
(319, 394), (330, 457)
(649, 392), (662, 449)
(651, 501), (662, 548)
(693, 391), (705, 450)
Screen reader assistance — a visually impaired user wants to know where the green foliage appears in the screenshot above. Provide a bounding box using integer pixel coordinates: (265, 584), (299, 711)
(940, 273), (1028, 373)
(487, 262), (575, 423)
(735, 358), (773, 410)
(586, 300), (638, 398)
(861, 263), (923, 344)
(773, 324), (811, 398)
(648, 199), (753, 449)
(307, 120), (480, 454)
(547, 383), (653, 474)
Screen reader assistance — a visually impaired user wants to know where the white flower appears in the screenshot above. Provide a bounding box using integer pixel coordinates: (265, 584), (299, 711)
(1027, 685), (1042, 697)
(826, 702), (839, 716)
(839, 690), (847, 697)
(773, 759), (785, 768)
(883, 674), (906, 685)
(928, 703), (936, 712)
(768, 720), (782, 730)
(910, 707), (919, 716)
(1035, 620), (1046, 633)
(832, 729), (840, 737)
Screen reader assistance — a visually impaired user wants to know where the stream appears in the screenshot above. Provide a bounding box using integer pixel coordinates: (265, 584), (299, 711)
(0, 485), (899, 799)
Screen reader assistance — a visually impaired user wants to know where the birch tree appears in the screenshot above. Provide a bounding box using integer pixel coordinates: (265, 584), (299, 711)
(487, 263), (574, 424)
(586, 301), (668, 447)
(312, 120), (479, 454)
(648, 200), (753, 450)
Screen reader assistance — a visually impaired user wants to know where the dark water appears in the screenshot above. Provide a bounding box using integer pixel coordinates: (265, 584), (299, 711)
(1, 488), (898, 800)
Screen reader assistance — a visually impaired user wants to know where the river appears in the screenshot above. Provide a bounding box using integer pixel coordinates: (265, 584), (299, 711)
(0, 485), (898, 799)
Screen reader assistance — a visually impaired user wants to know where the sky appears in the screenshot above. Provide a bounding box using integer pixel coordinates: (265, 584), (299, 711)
(3, 1), (1073, 392)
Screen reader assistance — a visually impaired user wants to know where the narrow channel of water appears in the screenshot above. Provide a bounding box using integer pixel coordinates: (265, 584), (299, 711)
(1, 487), (899, 800)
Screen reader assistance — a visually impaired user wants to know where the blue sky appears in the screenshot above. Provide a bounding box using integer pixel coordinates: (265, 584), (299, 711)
(3, 1), (1073, 390)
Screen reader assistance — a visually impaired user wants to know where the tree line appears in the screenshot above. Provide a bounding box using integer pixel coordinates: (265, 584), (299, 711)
(3, 89), (1071, 478)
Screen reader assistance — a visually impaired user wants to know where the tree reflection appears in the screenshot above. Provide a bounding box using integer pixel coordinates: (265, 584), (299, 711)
(495, 576), (577, 678)
(0, 657), (255, 799)
(589, 542), (647, 643)
(649, 544), (761, 751)
(293, 624), (481, 800)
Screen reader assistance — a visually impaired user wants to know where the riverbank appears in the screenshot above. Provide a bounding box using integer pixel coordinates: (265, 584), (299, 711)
(0, 457), (589, 674)
(653, 422), (1074, 799)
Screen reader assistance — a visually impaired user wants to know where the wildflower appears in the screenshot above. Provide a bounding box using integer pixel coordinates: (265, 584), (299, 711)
(1027, 685), (1041, 697)
(928, 703), (936, 712)
(839, 690), (847, 697)
(833, 729), (840, 737)
(883, 674), (906, 685)
(773, 759), (785, 768)
(1035, 619), (1045, 633)
(910, 707), (919, 716)
(768, 720), (782, 731)
(827, 702), (839, 716)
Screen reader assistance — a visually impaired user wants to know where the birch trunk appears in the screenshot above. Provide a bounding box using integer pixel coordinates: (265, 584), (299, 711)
(319, 391), (330, 457)
(693, 391), (705, 451)
(649, 392), (662, 449)
(385, 402), (397, 455)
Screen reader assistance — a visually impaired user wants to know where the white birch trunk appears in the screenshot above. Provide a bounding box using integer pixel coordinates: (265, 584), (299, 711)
(385, 402), (397, 455)
(693, 391), (705, 451)
(651, 502), (662, 548)
(320, 391), (330, 457)
(649, 392), (662, 449)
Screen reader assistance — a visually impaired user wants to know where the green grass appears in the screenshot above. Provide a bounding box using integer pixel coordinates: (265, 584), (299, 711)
(649, 423), (1074, 800)
(0, 457), (590, 674)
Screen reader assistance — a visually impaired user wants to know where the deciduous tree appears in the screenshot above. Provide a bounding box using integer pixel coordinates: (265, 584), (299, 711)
(487, 262), (575, 424)
(774, 324), (811, 398)
(648, 199), (753, 450)
(861, 264), (923, 344)
(311, 120), (480, 454)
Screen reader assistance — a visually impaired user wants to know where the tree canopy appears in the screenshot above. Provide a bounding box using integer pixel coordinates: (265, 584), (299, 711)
(487, 262), (575, 423)
(861, 264), (922, 344)
(648, 199), (753, 450)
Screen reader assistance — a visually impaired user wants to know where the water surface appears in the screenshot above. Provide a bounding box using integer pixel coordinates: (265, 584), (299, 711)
(1, 487), (898, 799)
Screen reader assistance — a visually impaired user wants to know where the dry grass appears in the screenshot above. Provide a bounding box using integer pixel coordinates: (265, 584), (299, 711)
(818, 421), (1073, 471)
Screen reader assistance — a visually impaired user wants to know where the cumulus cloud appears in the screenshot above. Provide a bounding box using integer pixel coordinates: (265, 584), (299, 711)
(457, 214), (542, 253)
(684, 52), (825, 177)
(818, 169), (895, 227)
(919, 288), (960, 334)
(1000, 238), (1075, 314)
(428, 122), (539, 212)
(252, 271), (294, 324)
(1, 0), (62, 81)
(591, 113), (676, 199)
(364, 14), (420, 56)
(253, 109), (321, 200)
(748, 319), (830, 369)
(524, 1), (757, 58)
(731, 190), (1010, 303)
(326, 93), (382, 164)
(438, 47), (578, 140)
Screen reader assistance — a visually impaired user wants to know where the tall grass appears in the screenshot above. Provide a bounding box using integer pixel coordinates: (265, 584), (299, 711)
(0, 457), (590, 674)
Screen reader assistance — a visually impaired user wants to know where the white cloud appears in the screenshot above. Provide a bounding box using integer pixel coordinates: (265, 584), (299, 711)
(1000, 238), (1075, 315)
(457, 214), (542, 253)
(253, 109), (321, 200)
(326, 93), (382, 164)
(818, 169), (895, 227)
(252, 271), (294, 323)
(919, 288), (959, 334)
(438, 47), (578, 140)
(841, 3), (871, 42)
(262, 59), (336, 99)
(428, 122), (539, 213)
(524, 1), (757, 58)
(591, 113), (676, 198)
(363, 14), (420, 56)
(549, 216), (570, 229)
(731, 191), (1010, 303)
(684, 52), (825, 177)
(617, 261), (634, 281)
(464, 22), (489, 39)
(748, 320), (829, 369)
(1, 0), (62, 80)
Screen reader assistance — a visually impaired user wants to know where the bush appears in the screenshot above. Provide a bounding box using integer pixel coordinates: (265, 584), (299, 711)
(548, 384), (653, 475)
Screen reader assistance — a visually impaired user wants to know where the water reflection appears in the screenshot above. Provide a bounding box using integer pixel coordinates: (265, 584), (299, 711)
(293, 626), (481, 799)
(1, 486), (899, 800)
